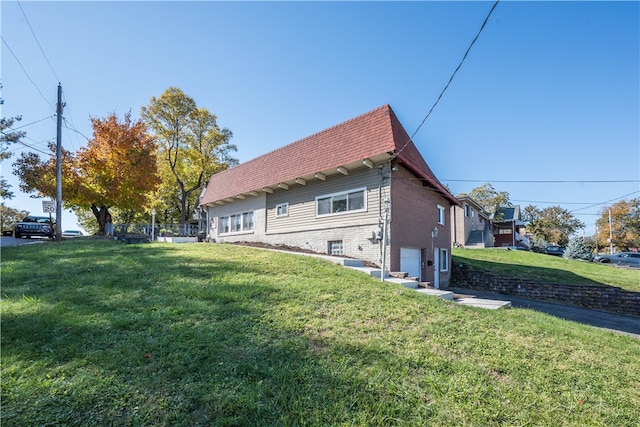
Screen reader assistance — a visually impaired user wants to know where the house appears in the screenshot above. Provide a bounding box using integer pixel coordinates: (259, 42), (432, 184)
(451, 195), (493, 248)
(199, 105), (459, 287)
(491, 205), (530, 248)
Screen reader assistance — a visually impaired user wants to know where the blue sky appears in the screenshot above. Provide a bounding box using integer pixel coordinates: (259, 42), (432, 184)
(2, 1), (638, 237)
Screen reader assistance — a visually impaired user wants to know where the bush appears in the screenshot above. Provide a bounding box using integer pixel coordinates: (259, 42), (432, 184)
(563, 236), (593, 261)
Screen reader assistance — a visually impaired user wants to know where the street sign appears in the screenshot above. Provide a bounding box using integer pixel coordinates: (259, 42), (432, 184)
(42, 200), (56, 213)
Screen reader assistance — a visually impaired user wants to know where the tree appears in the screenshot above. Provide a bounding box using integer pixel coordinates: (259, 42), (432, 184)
(563, 236), (592, 261)
(523, 205), (585, 246)
(1, 115), (27, 199)
(596, 198), (640, 252)
(13, 112), (160, 234)
(141, 87), (237, 226)
(467, 183), (511, 216)
(0, 203), (28, 233)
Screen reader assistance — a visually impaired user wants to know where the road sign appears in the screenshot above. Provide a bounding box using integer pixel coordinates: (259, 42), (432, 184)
(42, 200), (56, 213)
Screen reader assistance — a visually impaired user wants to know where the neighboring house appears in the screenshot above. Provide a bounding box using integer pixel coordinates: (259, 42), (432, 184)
(199, 105), (459, 287)
(491, 205), (530, 248)
(451, 195), (493, 248)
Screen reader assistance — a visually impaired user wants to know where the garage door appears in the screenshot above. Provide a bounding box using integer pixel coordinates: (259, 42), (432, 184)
(400, 247), (421, 281)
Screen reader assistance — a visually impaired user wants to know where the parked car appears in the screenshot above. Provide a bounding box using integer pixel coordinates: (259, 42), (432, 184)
(62, 230), (83, 238)
(593, 252), (640, 267)
(13, 215), (55, 239)
(545, 246), (565, 257)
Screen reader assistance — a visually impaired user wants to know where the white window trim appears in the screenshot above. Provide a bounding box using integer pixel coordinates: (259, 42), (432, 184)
(437, 204), (446, 225)
(440, 248), (449, 272)
(219, 211), (255, 236)
(315, 187), (367, 218)
(275, 202), (289, 218)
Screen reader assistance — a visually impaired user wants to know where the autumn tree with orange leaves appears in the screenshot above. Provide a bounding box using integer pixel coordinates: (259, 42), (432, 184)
(13, 112), (160, 234)
(595, 198), (640, 252)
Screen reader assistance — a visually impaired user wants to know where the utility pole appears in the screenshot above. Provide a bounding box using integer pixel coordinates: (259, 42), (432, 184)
(55, 84), (64, 242)
(608, 208), (614, 255)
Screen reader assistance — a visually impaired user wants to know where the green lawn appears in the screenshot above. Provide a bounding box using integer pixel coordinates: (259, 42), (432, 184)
(2, 240), (639, 426)
(452, 248), (640, 292)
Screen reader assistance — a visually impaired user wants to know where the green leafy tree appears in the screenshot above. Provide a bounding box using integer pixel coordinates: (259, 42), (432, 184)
(596, 198), (640, 251)
(1, 115), (27, 199)
(141, 87), (237, 225)
(563, 236), (592, 261)
(524, 205), (585, 246)
(0, 203), (28, 233)
(468, 183), (511, 217)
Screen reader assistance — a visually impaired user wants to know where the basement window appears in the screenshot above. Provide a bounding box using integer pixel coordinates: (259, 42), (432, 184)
(328, 240), (344, 256)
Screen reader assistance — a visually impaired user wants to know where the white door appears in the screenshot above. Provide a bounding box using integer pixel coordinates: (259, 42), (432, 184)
(433, 248), (440, 289)
(400, 247), (421, 281)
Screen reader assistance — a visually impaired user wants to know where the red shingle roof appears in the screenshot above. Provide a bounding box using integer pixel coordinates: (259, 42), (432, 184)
(200, 104), (457, 206)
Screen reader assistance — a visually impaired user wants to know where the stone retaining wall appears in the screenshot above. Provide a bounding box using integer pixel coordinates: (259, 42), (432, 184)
(449, 262), (640, 317)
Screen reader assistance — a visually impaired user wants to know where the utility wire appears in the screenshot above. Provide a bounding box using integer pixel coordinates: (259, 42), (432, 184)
(4, 115), (55, 131)
(393, 0), (499, 159)
(570, 190), (640, 213)
(62, 118), (91, 142)
(443, 179), (640, 184)
(1, 36), (55, 111)
(17, 0), (61, 83)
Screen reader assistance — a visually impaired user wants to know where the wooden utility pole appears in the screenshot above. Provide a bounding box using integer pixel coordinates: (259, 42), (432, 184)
(55, 84), (63, 242)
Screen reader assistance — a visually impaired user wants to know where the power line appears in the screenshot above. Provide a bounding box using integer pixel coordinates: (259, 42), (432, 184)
(570, 190), (640, 213)
(17, 0), (61, 83)
(13, 137), (53, 157)
(5, 115), (55, 131)
(394, 0), (500, 159)
(1, 36), (55, 111)
(62, 118), (91, 142)
(443, 179), (639, 184)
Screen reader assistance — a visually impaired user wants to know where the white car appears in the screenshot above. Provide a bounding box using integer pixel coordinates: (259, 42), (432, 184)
(62, 230), (84, 238)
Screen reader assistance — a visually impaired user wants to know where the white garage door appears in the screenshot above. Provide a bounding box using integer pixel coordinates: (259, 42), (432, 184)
(400, 247), (421, 281)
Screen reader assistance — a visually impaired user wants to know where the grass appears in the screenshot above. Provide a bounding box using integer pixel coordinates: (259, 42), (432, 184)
(452, 248), (640, 292)
(2, 240), (639, 426)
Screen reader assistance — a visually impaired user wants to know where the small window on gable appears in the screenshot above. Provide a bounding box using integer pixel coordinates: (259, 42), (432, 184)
(276, 203), (289, 217)
(437, 205), (446, 225)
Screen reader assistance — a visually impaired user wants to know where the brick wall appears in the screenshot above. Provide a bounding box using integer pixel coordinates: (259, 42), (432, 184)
(449, 262), (640, 317)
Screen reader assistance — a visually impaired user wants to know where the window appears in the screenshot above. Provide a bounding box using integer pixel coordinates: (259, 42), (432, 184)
(328, 240), (343, 255)
(242, 211), (254, 230)
(464, 204), (470, 217)
(219, 211), (254, 234)
(437, 205), (446, 225)
(276, 203), (289, 217)
(498, 228), (512, 235)
(220, 216), (230, 234)
(316, 188), (367, 217)
(440, 248), (449, 272)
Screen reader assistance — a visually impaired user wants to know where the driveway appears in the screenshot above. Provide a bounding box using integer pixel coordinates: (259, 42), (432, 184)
(449, 287), (640, 338)
(0, 236), (49, 247)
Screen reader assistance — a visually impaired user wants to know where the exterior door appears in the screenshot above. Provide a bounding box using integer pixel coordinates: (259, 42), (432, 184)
(400, 247), (422, 281)
(433, 248), (440, 289)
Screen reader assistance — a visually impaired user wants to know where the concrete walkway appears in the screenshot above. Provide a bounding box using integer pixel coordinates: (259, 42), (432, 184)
(270, 248), (511, 310)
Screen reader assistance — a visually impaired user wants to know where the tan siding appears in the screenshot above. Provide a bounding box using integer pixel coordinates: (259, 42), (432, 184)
(266, 167), (383, 234)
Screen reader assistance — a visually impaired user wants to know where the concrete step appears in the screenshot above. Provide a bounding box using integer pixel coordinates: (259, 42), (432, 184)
(454, 298), (512, 310)
(415, 288), (455, 300)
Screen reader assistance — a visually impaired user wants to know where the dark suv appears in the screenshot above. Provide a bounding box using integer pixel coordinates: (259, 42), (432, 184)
(13, 216), (56, 239)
